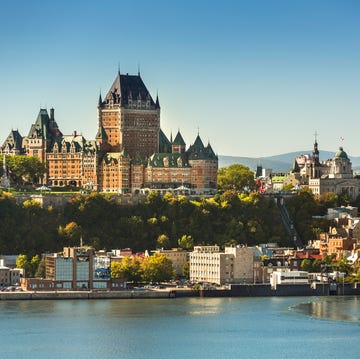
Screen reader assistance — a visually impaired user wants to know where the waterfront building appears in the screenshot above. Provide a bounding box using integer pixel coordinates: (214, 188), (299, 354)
(0, 259), (21, 287)
(189, 245), (255, 285)
(21, 246), (126, 291)
(270, 269), (310, 288)
(1, 71), (218, 194)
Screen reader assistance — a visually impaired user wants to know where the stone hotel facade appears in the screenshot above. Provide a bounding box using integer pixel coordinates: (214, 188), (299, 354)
(1, 71), (218, 194)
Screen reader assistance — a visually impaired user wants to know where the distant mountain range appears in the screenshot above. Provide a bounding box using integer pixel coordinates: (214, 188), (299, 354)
(219, 151), (360, 173)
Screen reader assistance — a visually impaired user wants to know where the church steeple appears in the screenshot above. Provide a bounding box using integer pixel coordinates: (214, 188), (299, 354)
(312, 131), (320, 166)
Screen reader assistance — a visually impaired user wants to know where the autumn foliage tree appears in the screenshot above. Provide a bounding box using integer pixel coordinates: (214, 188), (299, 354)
(141, 253), (175, 283)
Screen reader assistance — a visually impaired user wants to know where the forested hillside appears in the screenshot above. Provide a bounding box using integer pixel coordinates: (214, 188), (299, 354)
(0, 191), (312, 257)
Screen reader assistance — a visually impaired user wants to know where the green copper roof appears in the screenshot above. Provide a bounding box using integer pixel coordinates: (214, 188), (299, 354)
(187, 135), (217, 160)
(335, 147), (348, 159)
(158, 129), (171, 153)
(173, 131), (186, 146)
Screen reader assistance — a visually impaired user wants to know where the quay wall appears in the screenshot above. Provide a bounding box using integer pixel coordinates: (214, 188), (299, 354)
(0, 290), (174, 301)
(200, 283), (360, 297)
(2, 283), (360, 300)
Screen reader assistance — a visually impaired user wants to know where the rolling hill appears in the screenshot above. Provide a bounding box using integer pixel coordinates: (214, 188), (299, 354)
(219, 151), (360, 173)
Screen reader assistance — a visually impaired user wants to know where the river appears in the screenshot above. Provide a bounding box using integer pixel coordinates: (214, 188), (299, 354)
(1, 296), (359, 358)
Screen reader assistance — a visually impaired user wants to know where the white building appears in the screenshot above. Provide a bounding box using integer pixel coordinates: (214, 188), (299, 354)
(189, 245), (254, 285)
(270, 269), (309, 288)
(0, 259), (21, 287)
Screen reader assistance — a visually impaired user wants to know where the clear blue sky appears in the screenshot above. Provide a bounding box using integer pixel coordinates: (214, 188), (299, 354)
(1, 0), (359, 158)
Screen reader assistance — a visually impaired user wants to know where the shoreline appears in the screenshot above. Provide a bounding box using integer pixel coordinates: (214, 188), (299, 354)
(2, 282), (360, 300)
(0, 288), (195, 300)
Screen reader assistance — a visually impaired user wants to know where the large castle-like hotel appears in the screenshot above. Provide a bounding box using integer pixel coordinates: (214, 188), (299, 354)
(1, 71), (218, 194)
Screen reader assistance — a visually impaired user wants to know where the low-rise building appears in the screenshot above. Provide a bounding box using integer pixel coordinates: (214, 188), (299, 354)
(21, 247), (126, 291)
(0, 259), (21, 288)
(270, 269), (310, 288)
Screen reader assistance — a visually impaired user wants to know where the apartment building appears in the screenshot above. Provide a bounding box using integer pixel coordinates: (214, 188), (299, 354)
(189, 245), (254, 285)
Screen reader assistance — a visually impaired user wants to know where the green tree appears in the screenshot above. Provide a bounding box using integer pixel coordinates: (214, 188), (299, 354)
(300, 259), (313, 272)
(16, 254), (31, 277)
(312, 259), (322, 273)
(157, 234), (170, 249)
(182, 261), (190, 279)
(60, 221), (82, 246)
(6, 155), (46, 186)
(118, 256), (142, 282)
(16, 254), (41, 277)
(34, 259), (46, 278)
(30, 255), (41, 276)
(178, 234), (194, 250)
(217, 164), (256, 193)
(334, 256), (353, 276)
(141, 253), (175, 283)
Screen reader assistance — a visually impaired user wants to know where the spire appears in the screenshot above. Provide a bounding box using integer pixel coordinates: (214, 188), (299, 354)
(312, 131), (320, 165)
(155, 92), (160, 109)
(138, 63), (141, 77)
(98, 91), (102, 107)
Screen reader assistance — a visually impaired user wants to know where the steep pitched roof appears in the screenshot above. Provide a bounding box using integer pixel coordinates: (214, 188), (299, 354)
(28, 109), (51, 138)
(96, 125), (108, 140)
(173, 131), (186, 146)
(148, 153), (190, 168)
(206, 142), (218, 160)
(158, 129), (171, 153)
(187, 134), (214, 160)
(102, 71), (157, 108)
(1, 130), (24, 153)
(291, 159), (300, 173)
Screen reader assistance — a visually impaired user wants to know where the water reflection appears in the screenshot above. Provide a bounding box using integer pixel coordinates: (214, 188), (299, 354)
(293, 296), (360, 322)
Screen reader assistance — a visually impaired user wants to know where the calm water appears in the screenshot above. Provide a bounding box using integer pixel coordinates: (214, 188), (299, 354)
(1, 296), (360, 358)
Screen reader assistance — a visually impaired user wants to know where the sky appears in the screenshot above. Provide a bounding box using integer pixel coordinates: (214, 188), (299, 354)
(1, 0), (359, 158)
